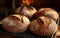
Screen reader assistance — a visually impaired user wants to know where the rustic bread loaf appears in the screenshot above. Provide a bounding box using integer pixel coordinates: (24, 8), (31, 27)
(29, 16), (58, 36)
(33, 8), (59, 22)
(15, 6), (37, 18)
(2, 14), (30, 33)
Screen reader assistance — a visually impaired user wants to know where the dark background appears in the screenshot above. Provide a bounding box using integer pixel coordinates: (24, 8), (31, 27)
(0, 0), (60, 10)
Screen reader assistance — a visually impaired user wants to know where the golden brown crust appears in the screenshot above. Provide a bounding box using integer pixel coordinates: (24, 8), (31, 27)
(2, 14), (30, 33)
(33, 11), (45, 18)
(33, 8), (59, 22)
(15, 6), (37, 19)
(29, 16), (54, 36)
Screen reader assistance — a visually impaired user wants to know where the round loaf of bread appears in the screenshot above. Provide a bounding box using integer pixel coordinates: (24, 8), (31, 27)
(29, 16), (58, 36)
(2, 14), (30, 33)
(15, 6), (37, 18)
(33, 8), (59, 21)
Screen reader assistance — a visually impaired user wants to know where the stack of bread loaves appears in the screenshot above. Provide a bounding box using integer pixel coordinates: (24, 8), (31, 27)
(0, 7), (59, 38)
(0, 0), (37, 33)
(0, 0), (59, 37)
(29, 8), (59, 38)
(0, 4), (37, 33)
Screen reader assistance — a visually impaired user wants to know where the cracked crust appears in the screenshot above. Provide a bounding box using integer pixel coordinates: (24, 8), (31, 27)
(29, 16), (58, 36)
(2, 14), (30, 33)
